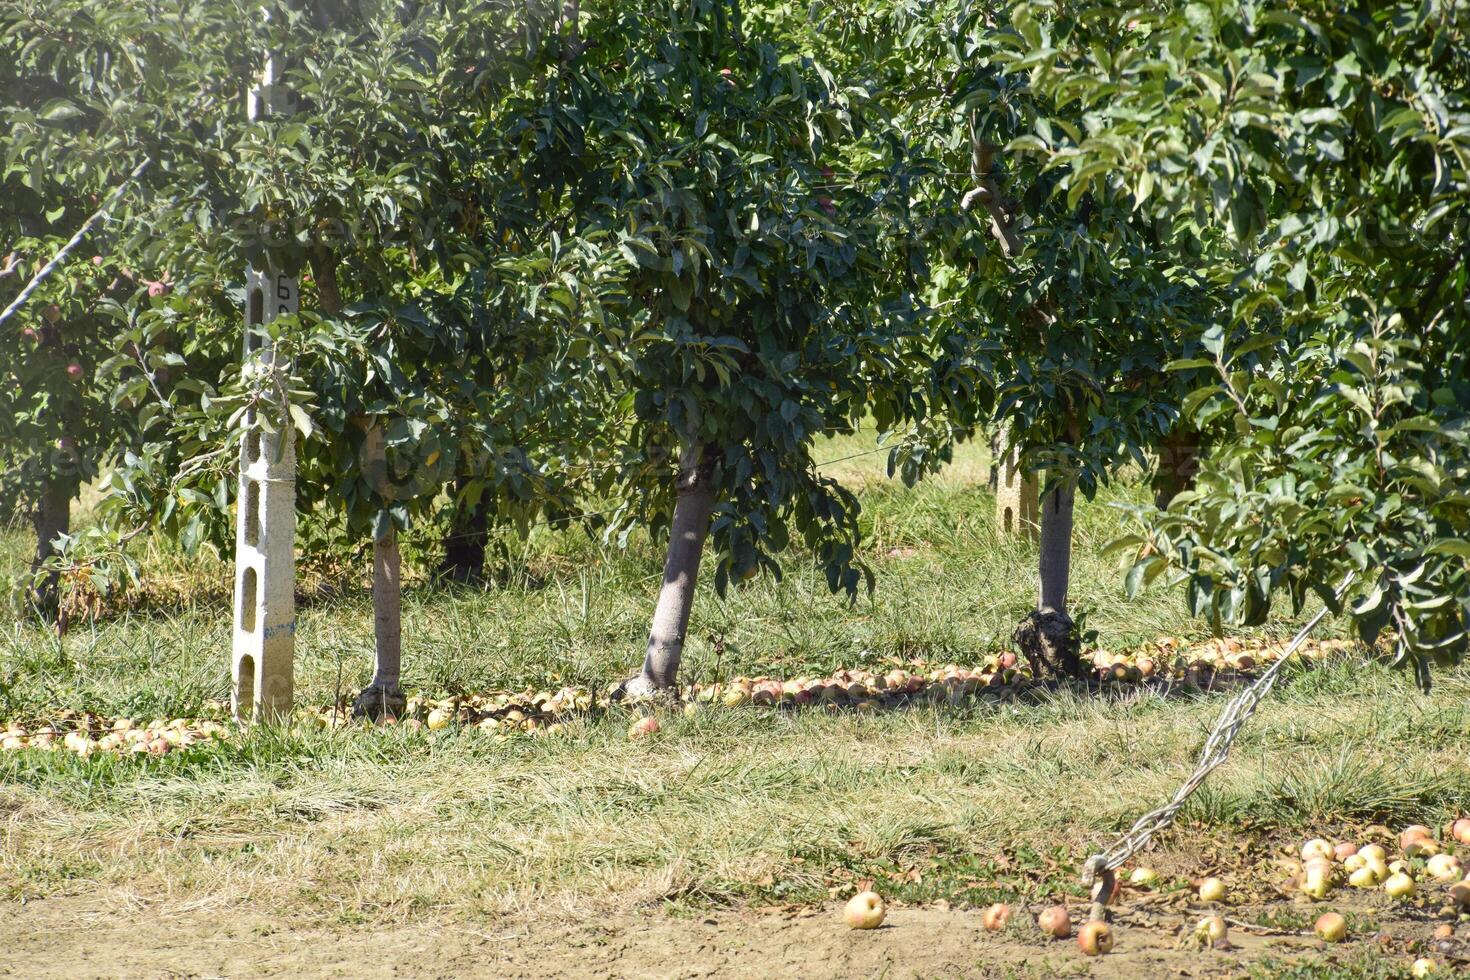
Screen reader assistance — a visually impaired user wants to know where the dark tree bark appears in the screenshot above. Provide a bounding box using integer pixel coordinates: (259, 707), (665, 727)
(29, 475), (73, 619)
(614, 444), (715, 699)
(1152, 426), (1202, 511)
(439, 477), (490, 584)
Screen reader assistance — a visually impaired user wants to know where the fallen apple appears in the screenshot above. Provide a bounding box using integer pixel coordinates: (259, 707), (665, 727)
(1400, 825), (1435, 851)
(1426, 854), (1463, 882)
(1129, 867), (1160, 887)
(1314, 912), (1347, 943)
(1348, 867), (1380, 889)
(843, 891), (885, 930)
(1412, 958), (1438, 978)
(1451, 819), (1470, 846)
(1301, 838), (1334, 861)
(1405, 838), (1441, 859)
(1198, 877), (1227, 903)
(1384, 871), (1416, 899)
(628, 716), (660, 739)
(1036, 905), (1070, 939)
(1343, 854), (1367, 873)
(1334, 842), (1359, 861)
(426, 708), (451, 730)
(1077, 920), (1113, 956)
(982, 902), (1011, 932)
(1300, 872), (1332, 900)
(1196, 915), (1228, 944)
(1446, 881), (1470, 908)
(1359, 844), (1388, 863)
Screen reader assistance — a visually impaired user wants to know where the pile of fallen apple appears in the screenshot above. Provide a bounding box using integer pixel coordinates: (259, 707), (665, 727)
(891, 820), (1470, 969)
(0, 635), (1358, 758)
(1, 706), (232, 757)
(686, 635), (1356, 712)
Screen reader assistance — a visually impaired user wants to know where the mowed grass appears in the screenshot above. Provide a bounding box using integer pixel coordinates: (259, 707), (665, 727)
(3, 434), (1469, 925)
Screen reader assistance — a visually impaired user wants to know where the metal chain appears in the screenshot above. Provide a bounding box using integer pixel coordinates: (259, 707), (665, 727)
(1081, 578), (1354, 905)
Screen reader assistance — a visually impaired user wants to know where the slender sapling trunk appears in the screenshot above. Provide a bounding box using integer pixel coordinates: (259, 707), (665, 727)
(615, 444), (715, 698)
(353, 424), (407, 719)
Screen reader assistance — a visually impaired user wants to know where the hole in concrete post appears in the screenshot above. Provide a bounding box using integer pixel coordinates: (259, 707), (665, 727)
(240, 566), (258, 633)
(1005, 463), (1015, 489)
(1004, 506), (1014, 533)
(244, 408), (260, 465)
(247, 288), (265, 347)
(236, 654), (255, 718)
(243, 478), (260, 547)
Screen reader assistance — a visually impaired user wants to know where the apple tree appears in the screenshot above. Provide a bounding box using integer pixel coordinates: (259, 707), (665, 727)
(525, 0), (940, 696)
(0, 1), (249, 617)
(815, 0), (1221, 675)
(1012, 0), (1470, 680)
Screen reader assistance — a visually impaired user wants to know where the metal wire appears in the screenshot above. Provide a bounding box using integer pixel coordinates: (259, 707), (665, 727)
(0, 158), (151, 328)
(1080, 579), (1354, 900)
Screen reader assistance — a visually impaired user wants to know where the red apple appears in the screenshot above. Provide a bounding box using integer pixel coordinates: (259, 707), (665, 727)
(1450, 818), (1470, 845)
(627, 716), (659, 739)
(1036, 905), (1071, 939)
(1400, 825), (1434, 851)
(982, 902), (1011, 932)
(92, 255), (104, 266)
(146, 281), (167, 298)
(66, 363), (83, 379)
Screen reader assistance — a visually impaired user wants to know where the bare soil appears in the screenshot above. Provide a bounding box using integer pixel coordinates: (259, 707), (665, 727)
(3, 892), (1454, 979)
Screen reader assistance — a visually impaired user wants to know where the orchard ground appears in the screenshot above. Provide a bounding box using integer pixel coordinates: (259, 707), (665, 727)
(3, 435), (1469, 978)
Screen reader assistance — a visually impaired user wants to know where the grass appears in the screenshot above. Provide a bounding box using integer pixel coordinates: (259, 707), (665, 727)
(3, 432), (1469, 943)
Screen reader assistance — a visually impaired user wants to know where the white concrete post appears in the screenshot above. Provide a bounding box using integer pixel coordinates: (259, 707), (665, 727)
(995, 427), (1039, 540)
(233, 26), (298, 721)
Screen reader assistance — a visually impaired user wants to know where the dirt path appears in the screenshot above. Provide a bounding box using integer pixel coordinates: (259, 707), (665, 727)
(1, 893), (1363, 979)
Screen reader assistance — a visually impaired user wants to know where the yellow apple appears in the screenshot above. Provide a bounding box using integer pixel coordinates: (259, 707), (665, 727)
(1198, 877), (1227, 903)
(1384, 872), (1416, 899)
(843, 891), (885, 929)
(1314, 912), (1347, 942)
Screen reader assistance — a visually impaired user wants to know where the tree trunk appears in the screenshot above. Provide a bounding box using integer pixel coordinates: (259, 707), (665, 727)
(1013, 471), (1083, 680)
(986, 427), (1000, 493)
(615, 444), (715, 698)
(372, 524), (402, 689)
(29, 475), (72, 619)
(353, 425), (406, 719)
(1152, 427), (1201, 511)
(309, 247), (342, 316)
(1038, 475), (1076, 612)
(439, 477), (489, 583)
